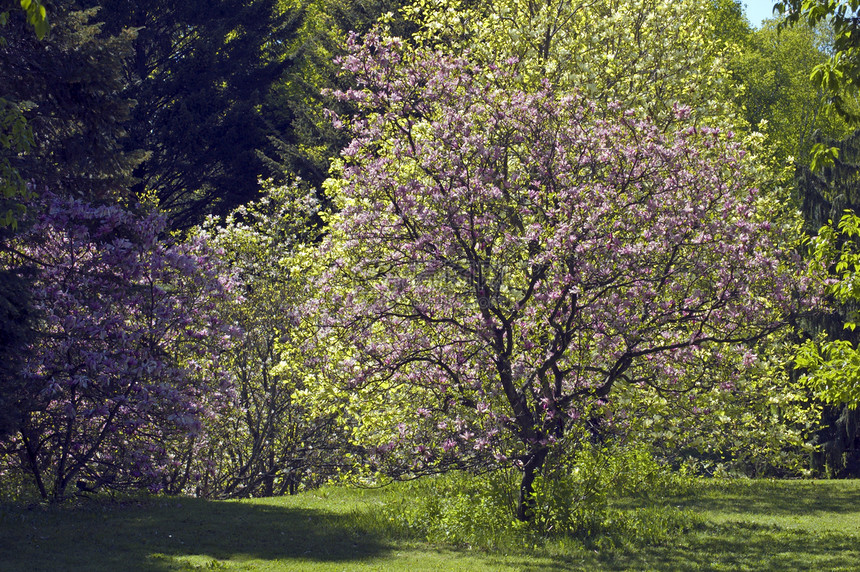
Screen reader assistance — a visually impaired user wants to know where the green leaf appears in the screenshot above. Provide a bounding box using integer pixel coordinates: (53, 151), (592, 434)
(33, 17), (47, 39)
(810, 142), (839, 171)
(19, 0), (48, 39)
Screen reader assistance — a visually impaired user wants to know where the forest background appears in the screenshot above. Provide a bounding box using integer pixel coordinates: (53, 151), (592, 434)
(1, 0), (860, 534)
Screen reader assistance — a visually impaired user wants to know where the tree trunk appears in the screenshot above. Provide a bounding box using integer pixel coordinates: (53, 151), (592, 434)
(19, 427), (47, 500)
(516, 447), (549, 522)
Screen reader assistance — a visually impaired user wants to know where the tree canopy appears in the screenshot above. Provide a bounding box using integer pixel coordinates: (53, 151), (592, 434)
(314, 32), (813, 520)
(77, 0), (302, 227)
(0, 5), (140, 201)
(775, 0), (860, 121)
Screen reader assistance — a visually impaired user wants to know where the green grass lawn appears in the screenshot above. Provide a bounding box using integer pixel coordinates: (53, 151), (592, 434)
(1, 479), (858, 571)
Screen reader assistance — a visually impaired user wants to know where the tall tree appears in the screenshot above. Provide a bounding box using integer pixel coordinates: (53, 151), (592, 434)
(82, 0), (302, 228)
(776, 0), (860, 122)
(732, 19), (850, 166)
(771, 1), (860, 477)
(793, 130), (860, 476)
(0, 4), (139, 201)
(316, 34), (812, 521)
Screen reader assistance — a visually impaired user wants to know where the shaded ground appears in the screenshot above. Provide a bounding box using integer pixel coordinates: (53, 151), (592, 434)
(0, 479), (857, 571)
(0, 497), (390, 571)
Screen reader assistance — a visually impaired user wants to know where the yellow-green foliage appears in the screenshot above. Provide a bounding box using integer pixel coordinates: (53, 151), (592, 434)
(399, 0), (738, 127)
(796, 211), (860, 408)
(615, 336), (822, 477)
(732, 20), (852, 166)
(179, 180), (351, 496)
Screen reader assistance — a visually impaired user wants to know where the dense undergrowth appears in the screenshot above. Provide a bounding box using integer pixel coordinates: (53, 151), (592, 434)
(361, 444), (701, 551)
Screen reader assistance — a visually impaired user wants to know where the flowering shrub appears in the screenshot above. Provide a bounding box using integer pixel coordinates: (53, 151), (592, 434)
(181, 181), (352, 498)
(0, 193), (236, 500)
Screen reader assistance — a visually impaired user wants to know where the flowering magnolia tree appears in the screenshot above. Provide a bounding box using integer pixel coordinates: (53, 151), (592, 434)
(0, 193), (236, 501)
(318, 33), (814, 520)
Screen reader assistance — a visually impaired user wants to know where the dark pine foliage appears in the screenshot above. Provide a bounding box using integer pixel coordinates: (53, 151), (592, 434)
(0, 3), (140, 201)
(82, 0), (303, 229)
(0, 268), (36, 440)
(796, 129), (860, 477)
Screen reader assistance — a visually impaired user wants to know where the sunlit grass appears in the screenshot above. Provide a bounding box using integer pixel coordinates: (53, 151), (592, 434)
(1, 479), (858, 571)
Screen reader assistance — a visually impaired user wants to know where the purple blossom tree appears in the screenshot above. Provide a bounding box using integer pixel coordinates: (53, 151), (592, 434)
(319, 32), (813, 520)
(0, 193), (236, 501)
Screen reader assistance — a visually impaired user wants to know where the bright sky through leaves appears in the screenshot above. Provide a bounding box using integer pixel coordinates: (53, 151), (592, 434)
(744, 0), (779, 28)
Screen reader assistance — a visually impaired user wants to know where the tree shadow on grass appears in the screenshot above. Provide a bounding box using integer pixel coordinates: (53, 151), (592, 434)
(670, 479), (860, 518)
(0, 497), (392, 572)
(475, 481), (860, 572)
(595, 521), (860, 572)
(469, 521), (860, 572)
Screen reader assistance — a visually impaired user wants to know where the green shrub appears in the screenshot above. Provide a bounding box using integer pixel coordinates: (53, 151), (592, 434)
(527, 441), (693, 542)
(376, 443), (698, 550)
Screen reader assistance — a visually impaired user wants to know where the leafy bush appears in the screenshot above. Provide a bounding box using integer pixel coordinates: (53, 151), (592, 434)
(529, 442), (693, 542)
(377, 443), (698, 550)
